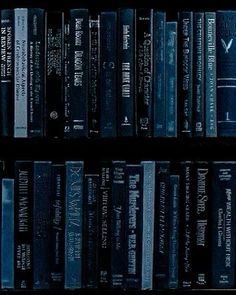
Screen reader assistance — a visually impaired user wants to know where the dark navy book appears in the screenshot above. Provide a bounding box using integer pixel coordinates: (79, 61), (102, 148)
(211, 162), (236, 288)
(217, 11), (236, 136)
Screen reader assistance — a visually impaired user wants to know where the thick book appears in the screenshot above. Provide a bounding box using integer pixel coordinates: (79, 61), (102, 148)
(141, 161), (155, 290)
(65, 161), (84, 289)
(211, 162), (236, 288)
(118, 9), (135, 137)
(205, 12), (217, 137)
(153, 11), (166, 137)
(193, 12), (205, 137)
(153, 161), (170, 289)
(33, 161), (52, 289)
(83, 174), (99, 289)
(111, 161), (126, 288)
(28, 8), (46, 137)
(50, 164), (65, 288)
(64, 13), (70, 137)
(216, 11), (236, 136)
(178, 12), (193, 137)
(136, 9), (153, 137)
(66, 9), (89, 138)
(1, 179), (14, 289)
(14, 8), (28, 138)
(125, 164), (143, 289)
(100, 11), (117, 138)
(166, 22), (178, 137)
(14, 161), (33, 289)
(0, 10), (13, 137)
(46, 11), (64, 138)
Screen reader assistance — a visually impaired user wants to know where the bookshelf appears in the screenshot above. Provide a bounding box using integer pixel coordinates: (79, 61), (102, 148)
(0, 0), (236, 293)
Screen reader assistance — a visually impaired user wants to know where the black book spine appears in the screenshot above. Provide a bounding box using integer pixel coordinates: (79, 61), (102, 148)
(193, 162), (210, 288)
(125, 164), (143, 289)
(136, 9), (153, 137)
(46, 11), (64, 138)
(14, 161), (33, 289)
(88, 15), (100, 137)
(64, 14), (70, 137)
(0, 9), (13, 137)
(100, 11), (117, 138)
(66, 9), (89, 138)
(178, 12), (193, 137)
(50, 164), (65, 288)
(28, 8), (46, 138)
(153, 161), (170, 289)
(193, 12), (205, 137)
(98, 163), (112, 288)
(118, 9), (135, 137)
(83, 174), (99, 289)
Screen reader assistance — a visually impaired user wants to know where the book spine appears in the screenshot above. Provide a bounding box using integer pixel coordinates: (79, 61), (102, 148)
(136, 9), (153, 137)
(33, 161), (52, 289)
(178, 12), (193, 137)
(168, 175), (180, 289)
(216, 11), (236, 136)
(153, 161), (170, 289)
(88, 15), (100, 137)
(98, 163), (112, 288)
(118, 8), (135, 137)
(46, 11), (64, 138)
(193, 162), (210, 288)
(125, 164), (143, 289)
(1, 179), (14, 289)
(153, 11), (166, 137)
(141, 161), (155, 290)
(14, 8), (28, 138)
(205, 12), (217, 137)
(111, 161), (126, 288)
(66, 9), (89, 138)
(64, 16), (70, 137)
(179, 161), (193, 288)
(65, 161), (84, 289)
(50, 164), (65, 288)
(14, 161), (33, 289)
(100, 11), (117, 138)
(193, 12), (205, 137)
(0, 10), (13, 137)
(83, 175), (99, 288)
(211, 162), (236, 288)
(28, 9), (45, 137)
(166, 22), (178, 137)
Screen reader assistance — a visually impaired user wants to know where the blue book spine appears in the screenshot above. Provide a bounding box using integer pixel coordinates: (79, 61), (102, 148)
(211, 162), (236, 288)
(50, 164), (65, 288)
(28, 9), (45, 138)
(141, 161), (155, 290)
(125, 164), (143, 289)
(66, 9), (89, 138)
(193, 12), (205, 137)
(1, 179), (14, 289)
(166, 22), (177, 137)
(205, 12), (217, 137)
(0, 10), (13, 137)
(136, 9), (153, 137)
(100, 11), (117, 138)
(118, 9), (135, 137)
(217, 11), (236, 136)
(153, 11), (166, 137)
(33, 161), (52, 289)
(111, 161), (126, 288)
(83, 174), (99, 288)
(153, 161), (170, 289)
(168, 175), (180, 289)
(178, 12), (193, 137)
(65, 161), (84, 289)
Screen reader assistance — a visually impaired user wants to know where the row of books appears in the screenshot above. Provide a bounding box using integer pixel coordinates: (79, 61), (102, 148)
(1, 8), (236, 138)
(0, 160), (235, 290)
